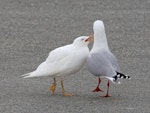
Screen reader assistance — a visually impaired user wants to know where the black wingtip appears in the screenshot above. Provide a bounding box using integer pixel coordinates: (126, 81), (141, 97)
(113, 71), (131, 82)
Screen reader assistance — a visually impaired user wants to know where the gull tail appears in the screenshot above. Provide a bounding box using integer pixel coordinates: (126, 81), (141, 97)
(106, 72), (130, 84)
(21, 71), (37, 78)
(113, 71), (131, 82)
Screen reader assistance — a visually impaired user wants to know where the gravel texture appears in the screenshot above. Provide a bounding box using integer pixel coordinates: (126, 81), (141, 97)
(0, 0), (150, 113)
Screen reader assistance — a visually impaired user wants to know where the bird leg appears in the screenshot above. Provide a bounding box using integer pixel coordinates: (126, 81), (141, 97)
(103, 80), (111, 97)
(93, 77), (103, 92)
(50, 77), (56, 95)
(61, 78), (73, 96)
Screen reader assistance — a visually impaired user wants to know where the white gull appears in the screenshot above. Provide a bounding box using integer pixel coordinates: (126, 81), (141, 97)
(22, 36), (93, 96)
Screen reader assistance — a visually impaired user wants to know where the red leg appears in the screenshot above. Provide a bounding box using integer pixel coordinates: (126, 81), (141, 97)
(93, 77), (103, 92)
(103, 80), (111, 97)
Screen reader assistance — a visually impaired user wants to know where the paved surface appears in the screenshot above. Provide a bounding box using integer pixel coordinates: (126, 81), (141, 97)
(0, 0), (150, 113)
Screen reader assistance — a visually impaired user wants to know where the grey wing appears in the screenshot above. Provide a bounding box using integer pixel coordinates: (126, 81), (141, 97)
(104, 50), (120, 71)
(87, 52), (116, 77)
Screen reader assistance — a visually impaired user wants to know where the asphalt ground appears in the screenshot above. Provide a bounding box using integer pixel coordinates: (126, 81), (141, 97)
(0, 0), (150, 113)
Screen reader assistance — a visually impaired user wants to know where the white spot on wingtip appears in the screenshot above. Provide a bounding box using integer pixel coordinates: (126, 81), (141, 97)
(129, 77), (131, 80)
(117, 74), (120, 77)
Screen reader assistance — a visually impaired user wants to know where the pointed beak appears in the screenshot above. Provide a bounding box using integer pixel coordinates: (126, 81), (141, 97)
(85, 34), (94, 42)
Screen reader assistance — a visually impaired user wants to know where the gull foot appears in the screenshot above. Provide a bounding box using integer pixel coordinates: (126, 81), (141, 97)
(101, 94), (111, 98)
(62, 92), (74, 96)
(50, 84), (56, 95)
(93, 86), (104, 92)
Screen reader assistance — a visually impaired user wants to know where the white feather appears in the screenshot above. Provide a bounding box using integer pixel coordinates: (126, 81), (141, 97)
(22, 36), (90, 78)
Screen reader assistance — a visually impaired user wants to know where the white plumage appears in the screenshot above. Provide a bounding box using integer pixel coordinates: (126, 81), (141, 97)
(22, 36), (93, 96)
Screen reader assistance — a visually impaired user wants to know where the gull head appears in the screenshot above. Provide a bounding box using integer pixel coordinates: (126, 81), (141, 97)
(93, 20), (105, 34)
(73, 35), (93, 47)
(90, 20), (108, 51)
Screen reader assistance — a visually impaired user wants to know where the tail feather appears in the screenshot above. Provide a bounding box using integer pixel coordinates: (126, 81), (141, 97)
(105, 72), (130, 84)
(105, 76), (120, 84)
(21, 72), (36, 78)
(21, 73), (30, 77)
(23, 73), (32, 78)
(113, 71), (131, 82)
(21, 71), (48, 78)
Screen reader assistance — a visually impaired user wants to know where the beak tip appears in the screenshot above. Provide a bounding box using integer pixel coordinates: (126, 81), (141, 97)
(88, 34), (94, 42)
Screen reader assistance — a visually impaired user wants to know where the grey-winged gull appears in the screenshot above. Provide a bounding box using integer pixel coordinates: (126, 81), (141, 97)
(87, 20), (130, 97)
